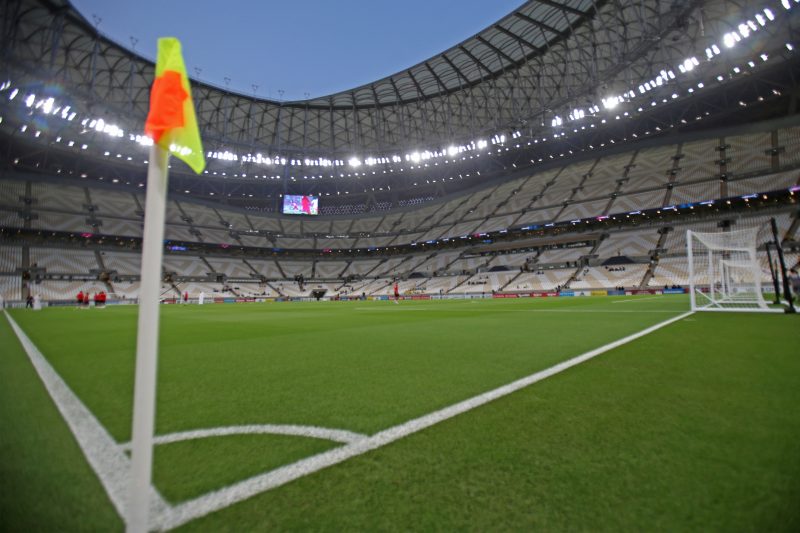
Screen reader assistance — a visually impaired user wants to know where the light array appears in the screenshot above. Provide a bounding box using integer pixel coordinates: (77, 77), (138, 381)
(0, 0), (797, 186)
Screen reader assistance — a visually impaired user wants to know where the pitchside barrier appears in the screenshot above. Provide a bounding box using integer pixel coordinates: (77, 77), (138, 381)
(3, 288), (697, 309)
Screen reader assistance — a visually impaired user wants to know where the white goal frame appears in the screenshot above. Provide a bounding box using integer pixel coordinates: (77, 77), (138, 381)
(687, 228), (782, 313)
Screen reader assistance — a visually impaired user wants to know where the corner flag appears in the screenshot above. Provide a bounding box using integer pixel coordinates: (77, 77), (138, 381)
(144, 37), (205, 174)
(128, 37), (204, 533)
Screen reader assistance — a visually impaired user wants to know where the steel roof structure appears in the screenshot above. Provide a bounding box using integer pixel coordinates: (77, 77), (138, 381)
(2, 0), (800, 210)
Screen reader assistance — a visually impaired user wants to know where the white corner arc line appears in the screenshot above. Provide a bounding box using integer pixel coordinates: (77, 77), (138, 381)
(118, 425), (367, 452)
(158, 310), (694, 531)
(3, 310), (169, 529)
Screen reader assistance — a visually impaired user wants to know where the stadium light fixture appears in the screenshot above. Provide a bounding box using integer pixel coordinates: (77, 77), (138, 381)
(723, 33), (736, 47)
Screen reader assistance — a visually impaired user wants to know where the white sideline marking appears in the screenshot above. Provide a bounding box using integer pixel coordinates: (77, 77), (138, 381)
(3, 311), (169, 529)
(158, 310), (694, 531)
(118, 425), (367, 452)
(612, 296), (666, 304)
(355, 306), (678, 314)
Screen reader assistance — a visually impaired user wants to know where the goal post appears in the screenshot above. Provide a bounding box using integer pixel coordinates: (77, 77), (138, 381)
(687, 227), (782, 313)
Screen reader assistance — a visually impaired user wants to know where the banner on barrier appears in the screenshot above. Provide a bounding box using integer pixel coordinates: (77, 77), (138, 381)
(558, 290), (574, 297)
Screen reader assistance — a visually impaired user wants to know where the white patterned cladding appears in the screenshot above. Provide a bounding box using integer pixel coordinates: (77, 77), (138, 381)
(163, 224), (196, 242)
(302, 219), (331, 234)
(108, 281), (140, 299)
(277, 217), (299, 234)
(356, 235), (396, 248)
(0, 246), (22, 272)
(316, 237), (357, 249)
(481, 214), (518, 233)
(627, 145), (677, 184)
(649, 257), (691, 287)
(315, 261), (348, 278)
(0, 180), (25, 206)
(726, 132), (772, 175)
(218, 212), (251, 231)
(162, 256), (209, 277)
(373, 213), (404, 233)
(451, 273), (499, 294)
(676, 139), (719, 180)
(446, 220), (482, 238)
(31, 211), (88, 232)
(392, 231), (425, 246)
(0, 208), (20, 227)
(247, 215), (282, 232)
(609, 190), (665, 213)
(274, 237), (314, 249)
(0, 276), (21, 300)
(329, 218), (352, 234)
(511, 269), (573, 291)
(670, 180), (720, 205)
(431, 197), (468, 226)
(416, 226), (447, 242)
(244, 259), (283, 278)
(592, 153), (633, 183)
(726, 171), (799, 196)
(31, 183), (86, 212)
(537, 246), (591, 264)
(516, 206), (562, 227)
(778, 127), (800, 167)
(89, 190), (136, 217)
(374, 257), (409, 277)
(595, 229), (660, 257)
(99, 218), (142, 237)
(558, 198), (609, 221)
(100, 252), (140, 275)
(237, 234), (268, 247)
(163, 201), (185, 224)
(661, 221), (720, 253)
(446, 255), (486, 273)
(399, 203), (441, 231)
(572, 177), (612, 202)
(571, 264), (648, 289)
(279, 261), (313, 278)
(424, 251), (461, 272)
(180, 204), (221, 227)
(345, 259), (382, 276)
(29, 248), (97, 273)
(200, 228), (235, 244)
(349, 216), (382, 233)
(204, 258), (253, 278)
(424, 276), (462, 294)
(492, 253), (532, 268)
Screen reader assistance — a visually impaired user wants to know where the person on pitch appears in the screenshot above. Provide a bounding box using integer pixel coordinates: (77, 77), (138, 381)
(393, 280), (400, 304)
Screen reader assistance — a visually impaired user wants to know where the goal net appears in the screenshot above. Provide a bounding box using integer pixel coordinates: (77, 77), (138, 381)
(687, 228), (780, 312)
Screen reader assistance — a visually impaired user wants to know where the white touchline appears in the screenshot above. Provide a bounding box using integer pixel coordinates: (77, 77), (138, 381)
(3, 311), (169, 530)
(157, 310), (694, 531)
(118, 425), (367, 452)
(611, 296), (667, 304)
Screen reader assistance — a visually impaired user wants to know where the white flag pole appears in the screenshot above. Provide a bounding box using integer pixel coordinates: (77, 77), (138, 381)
(128, 143), (170, 533)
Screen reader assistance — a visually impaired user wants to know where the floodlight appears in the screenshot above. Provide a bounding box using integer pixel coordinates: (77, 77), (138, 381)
(723, 33), (736, 48)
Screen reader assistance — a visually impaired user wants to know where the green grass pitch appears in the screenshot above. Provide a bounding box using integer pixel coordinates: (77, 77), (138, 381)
(1, 295), (799, 531)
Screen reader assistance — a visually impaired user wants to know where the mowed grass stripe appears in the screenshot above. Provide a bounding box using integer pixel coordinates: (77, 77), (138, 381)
(177, 311), (800, 532)
(7, 297), (689, 442)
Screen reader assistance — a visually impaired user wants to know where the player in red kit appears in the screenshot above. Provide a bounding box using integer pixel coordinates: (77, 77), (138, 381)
(393, 281), (400, 304)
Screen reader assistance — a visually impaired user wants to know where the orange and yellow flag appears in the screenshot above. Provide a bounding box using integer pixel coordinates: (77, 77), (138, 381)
(144, 37), (205, 174)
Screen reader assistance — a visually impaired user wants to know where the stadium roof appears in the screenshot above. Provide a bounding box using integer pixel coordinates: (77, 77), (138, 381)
(2, 0), (800, 208)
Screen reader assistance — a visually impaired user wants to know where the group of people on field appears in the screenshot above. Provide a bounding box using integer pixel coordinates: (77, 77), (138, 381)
(76, 290), (107, 308)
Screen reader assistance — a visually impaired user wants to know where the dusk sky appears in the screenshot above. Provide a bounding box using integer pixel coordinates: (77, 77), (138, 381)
(71, 0), (523, 101)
